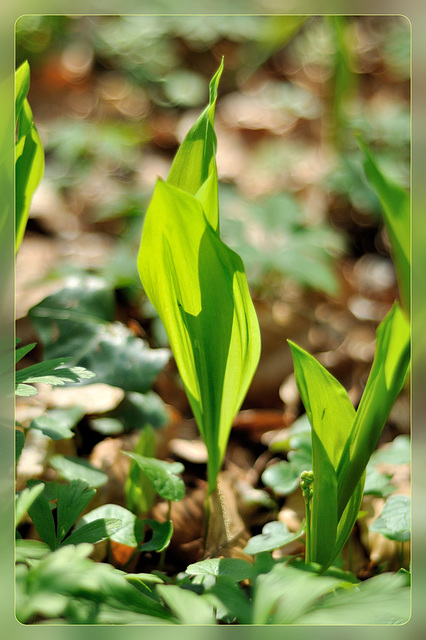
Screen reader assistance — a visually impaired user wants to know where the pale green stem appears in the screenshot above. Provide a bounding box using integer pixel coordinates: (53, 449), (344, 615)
(158, 500), (172, 571)
(300, 470), (314, 564)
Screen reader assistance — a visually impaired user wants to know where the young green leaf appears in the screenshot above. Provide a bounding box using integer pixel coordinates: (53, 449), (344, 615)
(138, 62), (260, 494)
(27, 489), (57, 550)
(15, 61), (45, 252)
(337, 303), (410, 517)
(124, 452), (185, 502)
(156, 584), (216, 625)
(288, 339), (356, 567)
(357, 134), (410, 312)
(15, 356), (96, 397)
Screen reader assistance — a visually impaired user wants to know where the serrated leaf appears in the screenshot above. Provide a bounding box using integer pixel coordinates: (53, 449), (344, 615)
(27, 488), (57, 550)
(29, 276), (169, 393)
(243, 521), (303, 556)
(369, 494), (411, 542)
(186, 557), (253, 582)
(124, 452), (185, 502)
(49, 455), (108, 488)
(55, 480), (96, 544)
(30, 405), (85, 441)
(138, 62), (260, 494)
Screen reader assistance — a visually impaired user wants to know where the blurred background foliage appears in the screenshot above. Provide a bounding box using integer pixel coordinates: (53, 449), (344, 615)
(15, 13), (410, 350)
(16, 15), (411, 406)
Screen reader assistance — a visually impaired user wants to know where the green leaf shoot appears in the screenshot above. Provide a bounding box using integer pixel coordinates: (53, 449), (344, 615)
(138, 61), (261, 494)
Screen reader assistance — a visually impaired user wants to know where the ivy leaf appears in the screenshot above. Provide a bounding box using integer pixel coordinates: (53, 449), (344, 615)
(243, 521), (303, 555)
(369, 494), (411, 542)
(30, 406), (85, 441)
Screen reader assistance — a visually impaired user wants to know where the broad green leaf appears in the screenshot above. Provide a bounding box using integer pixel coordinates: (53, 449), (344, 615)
(15, 483), (45, 527)
(139, 519), (173, 553)
(369, 494), (411, 542)
(243, 521), (303, 555)
(111, 390), (168, 430)
(252, 562), (342, 625)
(77, 504), (144, 547)
(261, 460), (301, 496)
(357, 134), (410, 312)
(156, 584), (216, 625)
(61, 517), (122, 546)
(49, 455), (108, 488)
(124, 452), (185, 502)
(337, 303), (410, 517)
(56, 480), (96, 544)
(15, 61), (44, 252)
(138, 63), (260, 494)
(288, 340), (356, 567)
(186, 557), (253, 582)
(298, 572), (410, 625)
(138, 181), (260, 494)
(30, 405), (85, 441)
(29, 276), (169, 393)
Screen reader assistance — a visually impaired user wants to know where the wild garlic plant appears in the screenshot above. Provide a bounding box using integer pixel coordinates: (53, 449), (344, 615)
(138, 59), (261, 498)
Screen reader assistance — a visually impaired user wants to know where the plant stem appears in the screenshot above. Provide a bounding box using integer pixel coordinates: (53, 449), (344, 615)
(300, 470), (314, 564)
(158, 500), (172, 571)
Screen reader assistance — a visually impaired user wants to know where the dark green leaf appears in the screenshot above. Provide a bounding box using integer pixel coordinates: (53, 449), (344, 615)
(15, 429), (25, 463)
(27, 488), (57, 550)
(139, 519), (173, 553)
(56, 480), (96, 544)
